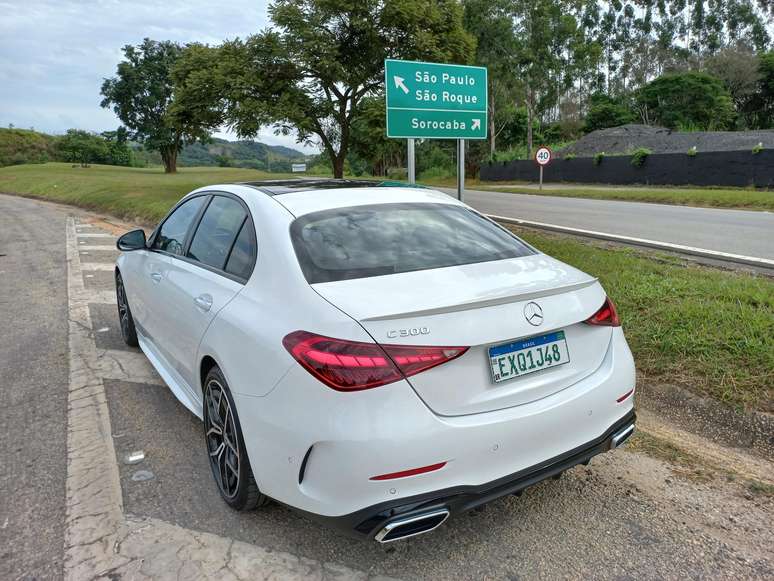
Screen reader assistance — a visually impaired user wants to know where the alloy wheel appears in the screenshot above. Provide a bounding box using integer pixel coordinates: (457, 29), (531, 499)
(116, 275), (130, 338)
(204, 380), (241, 499)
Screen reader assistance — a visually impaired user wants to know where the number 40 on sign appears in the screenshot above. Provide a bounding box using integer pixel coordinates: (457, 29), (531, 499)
(534, 146), (552, 190)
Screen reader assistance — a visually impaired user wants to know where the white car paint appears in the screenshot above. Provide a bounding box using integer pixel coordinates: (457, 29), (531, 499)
(117, 182), (636, 539)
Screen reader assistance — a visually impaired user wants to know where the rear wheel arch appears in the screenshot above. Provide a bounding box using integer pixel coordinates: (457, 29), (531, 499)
(200, 355), (218, 393)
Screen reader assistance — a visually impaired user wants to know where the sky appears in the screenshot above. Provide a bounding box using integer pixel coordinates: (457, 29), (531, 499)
(0, 0), (317, 152)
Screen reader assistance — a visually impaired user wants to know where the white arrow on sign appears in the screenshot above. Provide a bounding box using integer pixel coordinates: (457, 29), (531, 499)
(472, 118), (481, 131)
(393, 76), (409, 94)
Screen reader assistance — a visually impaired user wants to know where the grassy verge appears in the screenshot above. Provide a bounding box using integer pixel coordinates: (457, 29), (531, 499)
(0, 163), (295, 223)
(483, 184), (774, 210)
(503, 226), (773, 413)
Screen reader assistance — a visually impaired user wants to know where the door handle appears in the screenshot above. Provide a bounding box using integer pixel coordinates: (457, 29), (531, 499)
(150, 272), (162, 283)
(194, 294), (213, 312)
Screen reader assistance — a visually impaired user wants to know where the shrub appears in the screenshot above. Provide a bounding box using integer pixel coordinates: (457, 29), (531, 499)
(630, 147), (652, 167)
(752, 142), (764, 154)
(593, 152), (605, 166)
(564, 153), (576, 160)
(687, 146), (698, 157)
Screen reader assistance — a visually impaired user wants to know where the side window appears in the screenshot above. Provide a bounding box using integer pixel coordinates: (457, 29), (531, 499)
(187, 196), (246, 270)
(152, 196), (206, 255)
(225, 217), (257, 280)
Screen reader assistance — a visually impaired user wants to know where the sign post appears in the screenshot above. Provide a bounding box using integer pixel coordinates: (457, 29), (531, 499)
(534, 146), (552, 191)
(407, 138), (415, 184)
(385, 60), (487, 197)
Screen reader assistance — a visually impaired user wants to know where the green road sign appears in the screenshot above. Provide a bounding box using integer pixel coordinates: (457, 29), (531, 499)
(385, 59), (487, 140)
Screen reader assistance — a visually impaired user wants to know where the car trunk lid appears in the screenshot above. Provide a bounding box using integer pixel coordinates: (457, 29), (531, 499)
(311, 254), (612, 416)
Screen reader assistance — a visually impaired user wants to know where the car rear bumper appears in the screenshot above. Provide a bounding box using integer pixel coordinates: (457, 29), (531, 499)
(302, 409), (636, 541)
(235, 328), (636, 523)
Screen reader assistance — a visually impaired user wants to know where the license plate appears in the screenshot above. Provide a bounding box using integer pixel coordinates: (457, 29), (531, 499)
(488, 331), (570, 383)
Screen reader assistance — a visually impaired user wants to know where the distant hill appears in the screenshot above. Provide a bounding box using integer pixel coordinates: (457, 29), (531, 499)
(0, 127), (308, 172)
(0, 128), (58, 166)
(178, 138), (307, 171)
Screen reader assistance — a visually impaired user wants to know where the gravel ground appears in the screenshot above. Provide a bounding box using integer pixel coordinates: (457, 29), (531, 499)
(562, 124), (774, 158)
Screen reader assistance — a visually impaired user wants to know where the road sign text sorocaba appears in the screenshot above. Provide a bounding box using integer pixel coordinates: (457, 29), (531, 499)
(385, 59), (487, 140)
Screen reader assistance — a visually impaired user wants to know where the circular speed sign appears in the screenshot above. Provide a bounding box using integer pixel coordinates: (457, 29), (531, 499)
(535, 146), (552, 166)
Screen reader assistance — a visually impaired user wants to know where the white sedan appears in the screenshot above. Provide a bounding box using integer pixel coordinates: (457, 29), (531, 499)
(115, 180), (636, 542)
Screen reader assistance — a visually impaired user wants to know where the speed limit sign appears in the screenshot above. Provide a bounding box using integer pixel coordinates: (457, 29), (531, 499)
(535, 146), (552, 166)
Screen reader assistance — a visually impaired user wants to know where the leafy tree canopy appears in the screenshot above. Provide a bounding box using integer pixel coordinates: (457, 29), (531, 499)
(171, 0), (475, 177)
(584, 93), (636, 132)
(637, 72), (736, 130)
(101, 39), (210, 173)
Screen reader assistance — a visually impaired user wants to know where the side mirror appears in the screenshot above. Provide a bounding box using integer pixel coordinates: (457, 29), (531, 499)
(117, 229), (147, 251)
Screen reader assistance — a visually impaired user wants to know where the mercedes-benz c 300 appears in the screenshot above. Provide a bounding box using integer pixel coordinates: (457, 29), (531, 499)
(114, 179), (636, 542)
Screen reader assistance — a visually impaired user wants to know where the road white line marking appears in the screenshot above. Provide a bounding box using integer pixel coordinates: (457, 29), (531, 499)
(81, 263), (116, 271)
(76, 232), (116, 238)
(77, 245), (117, 251)
(489, 214), (774, 269)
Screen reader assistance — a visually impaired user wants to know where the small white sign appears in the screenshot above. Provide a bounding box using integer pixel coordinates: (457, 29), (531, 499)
(291, 163), (307, 173)
(535, 146), (552, 166)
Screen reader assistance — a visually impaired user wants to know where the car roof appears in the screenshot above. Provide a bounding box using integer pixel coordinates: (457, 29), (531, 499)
(239, 178), (421, 196)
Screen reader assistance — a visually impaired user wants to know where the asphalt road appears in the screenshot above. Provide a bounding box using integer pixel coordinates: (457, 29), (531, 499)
(1, 193), (772, 580)
(445, 187), (774, 261)
(0, 195), (69, 580)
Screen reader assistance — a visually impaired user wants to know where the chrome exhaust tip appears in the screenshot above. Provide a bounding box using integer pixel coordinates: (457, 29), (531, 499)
(374, 509), (450, 543)
(611, 424), (635, 449)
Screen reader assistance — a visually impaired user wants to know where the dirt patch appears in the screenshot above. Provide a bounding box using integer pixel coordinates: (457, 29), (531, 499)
(637, 381), (774, 461)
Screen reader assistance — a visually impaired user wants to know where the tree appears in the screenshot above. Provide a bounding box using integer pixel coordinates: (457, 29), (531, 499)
(101, 39), (210, 173)
(464, 0), (520, 156)
(743, 51), (774, 128)
(348, 97), (404, 176)
(172, 0), (474, 178)
(101, 127), (133, 166)
(584, 92), (636, 132)
(507, 0), (587, 158)
(56, 130), (109, 166)
(707, 45), (762, 127)
(637, 71), (736, 130)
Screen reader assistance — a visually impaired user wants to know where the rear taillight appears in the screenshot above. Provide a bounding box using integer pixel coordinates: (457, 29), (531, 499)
(282, 330), (467, 391)
(584, 296), (621, 327)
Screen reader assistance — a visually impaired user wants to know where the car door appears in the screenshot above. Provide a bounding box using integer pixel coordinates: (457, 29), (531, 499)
(155, 193), (253, 395)
(137, 194), (209, 348)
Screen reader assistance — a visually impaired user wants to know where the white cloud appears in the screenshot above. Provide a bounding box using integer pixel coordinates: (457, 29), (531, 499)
(0, 0), (319, 153)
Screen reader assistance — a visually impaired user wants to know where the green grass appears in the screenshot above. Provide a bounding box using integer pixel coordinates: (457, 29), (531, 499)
(484, 184), (774, 210)
(503, 226), (774, 413)
(0, 163), (296, 223)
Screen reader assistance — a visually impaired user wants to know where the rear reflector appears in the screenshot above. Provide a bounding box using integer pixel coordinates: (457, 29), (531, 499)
(616, 388), (635, 403)
(282, 331), (468, 391)
(369, 462), (447, 481)
(584, 296), (621, 327)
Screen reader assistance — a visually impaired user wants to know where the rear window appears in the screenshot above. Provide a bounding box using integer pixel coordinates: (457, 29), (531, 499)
(290, 203), (535, 283)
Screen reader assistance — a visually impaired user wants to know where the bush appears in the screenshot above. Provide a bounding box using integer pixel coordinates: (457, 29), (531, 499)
(630, 147), (652, 167)
(564, 153), (576, 160)
(687, 146), (698, 157)
(752, 142), (764, 154)
(584, 93), (636, 133)
(593, 152), (605, 166)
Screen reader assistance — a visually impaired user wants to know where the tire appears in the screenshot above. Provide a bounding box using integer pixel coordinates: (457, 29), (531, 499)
(115, 270), (139, 347)
(203, 366), (269, 511)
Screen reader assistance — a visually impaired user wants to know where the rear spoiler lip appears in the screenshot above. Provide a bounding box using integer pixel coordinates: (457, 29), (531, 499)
(359, 278), (598, 322)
